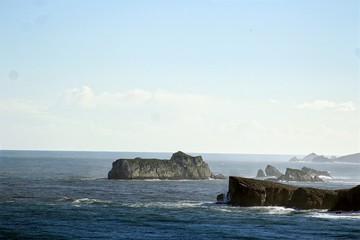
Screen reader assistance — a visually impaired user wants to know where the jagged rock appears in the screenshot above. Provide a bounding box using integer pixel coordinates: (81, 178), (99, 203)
(302, 167), (331, 177)
(108, 151), (225, 180)
(278, 168), (323, 182)
(265, 165), (283, 178)
(226, 176), (339, 209)
(330, 185), (360, 211)
(256, 169), (266, 178)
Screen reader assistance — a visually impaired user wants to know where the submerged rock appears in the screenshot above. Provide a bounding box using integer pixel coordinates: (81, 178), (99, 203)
(108, 151), (225, 180)
(225, 176), (357, 210)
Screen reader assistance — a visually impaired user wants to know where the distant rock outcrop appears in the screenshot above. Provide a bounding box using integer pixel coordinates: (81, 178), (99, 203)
(221, 176), (360, 211)
(256, 166), (330, 182)
(278, 168), (323, 182)
(256, 169), (266, 178)
(108, 151), (225, 180)
(288, 152), (360, 163)
(265, 165), (283, 178)
(336, 153), (360, 163)
(301, 167), (331, 177)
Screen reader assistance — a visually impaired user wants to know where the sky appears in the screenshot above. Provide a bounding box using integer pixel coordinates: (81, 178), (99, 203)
(0, 0), (359, 155)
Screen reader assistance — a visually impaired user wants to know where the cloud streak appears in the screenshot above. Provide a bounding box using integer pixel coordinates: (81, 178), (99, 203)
(58, 86), (223, 110)
(294, 100), (357, 112)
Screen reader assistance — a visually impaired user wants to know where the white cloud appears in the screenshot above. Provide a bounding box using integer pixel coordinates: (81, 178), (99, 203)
(294, 100), (357, 112)
(0, 99), (47, 114)
(60, 86), (152, 108)
(269, 99), (280, 104)
(58, 86), (222, 110)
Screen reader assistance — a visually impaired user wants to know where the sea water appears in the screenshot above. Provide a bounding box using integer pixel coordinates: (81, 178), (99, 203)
(0, 150), (359, 239)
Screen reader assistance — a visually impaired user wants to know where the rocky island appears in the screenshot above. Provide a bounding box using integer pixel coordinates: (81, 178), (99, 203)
(218, 176), (360, 211)
(256, 165), (331, 182)
(108, 151), (225, 180)
(289, 152), (360, 163)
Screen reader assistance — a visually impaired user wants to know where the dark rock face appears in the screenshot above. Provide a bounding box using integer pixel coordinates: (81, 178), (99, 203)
(256, 169), (266, 178)
(330, 185), (360, 212)
(265, 165), (283, 178)
(278, 168), (323, 182)
(225, 176), (360, 211)
(227, 176), (339, 209)
(108, 151), (224, 180)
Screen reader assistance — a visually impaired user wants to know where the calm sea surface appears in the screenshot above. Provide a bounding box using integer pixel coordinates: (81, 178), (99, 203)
(1, 150), (359, 239)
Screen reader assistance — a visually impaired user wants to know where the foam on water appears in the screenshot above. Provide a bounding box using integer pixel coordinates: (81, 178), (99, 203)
(309, 211), (360, 220)
(73, 198), (112, 206)
(248, 206), (296, 215)
(125, 201), (211, 209)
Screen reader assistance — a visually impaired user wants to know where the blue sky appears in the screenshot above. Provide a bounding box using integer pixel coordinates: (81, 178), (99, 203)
(0, 0), (359, 155)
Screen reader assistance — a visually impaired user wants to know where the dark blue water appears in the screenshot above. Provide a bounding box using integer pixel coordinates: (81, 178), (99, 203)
(1, 151), (359, 239)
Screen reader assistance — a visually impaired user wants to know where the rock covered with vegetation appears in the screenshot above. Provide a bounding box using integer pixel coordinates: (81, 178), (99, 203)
(108, 151), (225, 180)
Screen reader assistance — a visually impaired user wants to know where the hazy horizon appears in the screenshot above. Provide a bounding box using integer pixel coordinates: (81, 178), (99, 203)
(1, 0), (359, 155)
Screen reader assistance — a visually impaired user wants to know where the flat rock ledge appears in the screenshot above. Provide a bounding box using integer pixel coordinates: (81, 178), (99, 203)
(108, 151), (225, 180)
(218, 176), (359, 211)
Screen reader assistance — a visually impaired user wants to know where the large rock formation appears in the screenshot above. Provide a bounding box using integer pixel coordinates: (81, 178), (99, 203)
(221, 176), (360, 211)
(108, 151), (224, 180)
(256, 165), (330, 182)
(301, 167), (331, 177)
(265, 165), (283, 178)
(278, 168), (323, 182)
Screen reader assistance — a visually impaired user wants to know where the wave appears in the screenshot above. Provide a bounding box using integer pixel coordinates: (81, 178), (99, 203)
(309, 211), (360, 220)
(57, 197), (111, 205)
(125, 201), (213, 209)
(72, 198), (112, 205)
(247, 206), (296, 215)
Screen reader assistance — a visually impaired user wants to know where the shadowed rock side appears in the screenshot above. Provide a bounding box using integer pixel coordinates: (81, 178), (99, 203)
(330, 185), (360, 211)
(224, 176), (360, 210)
(108, 151), (225, 180)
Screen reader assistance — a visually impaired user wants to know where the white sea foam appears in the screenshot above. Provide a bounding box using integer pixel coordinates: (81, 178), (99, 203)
(126, 201), (210, 209)
(72, 198), (111, 205)
(309, 211), (360, 220)
(250, 206), (296, 215)
(318, 175), (332, 180)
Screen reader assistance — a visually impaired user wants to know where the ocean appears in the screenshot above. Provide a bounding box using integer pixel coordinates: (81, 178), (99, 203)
(1, 150), (359, 239)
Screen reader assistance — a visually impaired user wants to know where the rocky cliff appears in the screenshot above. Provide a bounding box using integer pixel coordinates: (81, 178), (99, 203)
(221, 176), (360, 211)
(108, 151), (224, 180)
